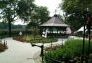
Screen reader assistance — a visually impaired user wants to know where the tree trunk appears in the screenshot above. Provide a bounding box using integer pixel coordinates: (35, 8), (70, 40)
(8, 20), (11, 37)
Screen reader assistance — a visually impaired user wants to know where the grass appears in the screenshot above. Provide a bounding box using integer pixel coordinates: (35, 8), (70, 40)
(13, 35), (58, 43)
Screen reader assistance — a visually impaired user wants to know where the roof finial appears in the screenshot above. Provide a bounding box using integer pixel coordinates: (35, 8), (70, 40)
(55, 9), (57, 15)
(54, 9), (58, 17)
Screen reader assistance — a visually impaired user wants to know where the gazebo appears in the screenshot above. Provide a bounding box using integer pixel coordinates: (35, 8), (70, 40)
(40, 14), (71, 38)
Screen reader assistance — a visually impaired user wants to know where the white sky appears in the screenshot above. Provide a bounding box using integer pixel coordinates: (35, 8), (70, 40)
(14, 0), (63, 25)
(34, 0), (62, 16)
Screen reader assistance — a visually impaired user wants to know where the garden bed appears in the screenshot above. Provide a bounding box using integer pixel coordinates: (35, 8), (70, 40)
(44, 39), (92, 63)
(0, 42), (8, 52)
(13, 35), (58, 43)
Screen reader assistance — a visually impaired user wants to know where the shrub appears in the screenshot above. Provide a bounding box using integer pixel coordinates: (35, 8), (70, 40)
(0, 43), (8, 52)
(14, 35), (58, 43)
(45, 39), (92, 63)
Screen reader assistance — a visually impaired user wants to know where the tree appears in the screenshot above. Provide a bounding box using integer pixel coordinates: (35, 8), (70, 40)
(27, 6), (49, 28)
(0, 0), (35, 37)
(0, 0), (49, 36)
(27, 6), (49, 35)
(61, 0), (92, 30)
(31, 6), (49, 24)
(0, 0), (18, 37)
(16, 0), (36, 21)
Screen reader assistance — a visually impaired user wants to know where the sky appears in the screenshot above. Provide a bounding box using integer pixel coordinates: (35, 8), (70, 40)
(34, 0), (62, 16)
(14, 0), (63, 25)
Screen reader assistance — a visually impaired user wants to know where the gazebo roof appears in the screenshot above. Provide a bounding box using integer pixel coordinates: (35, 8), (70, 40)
(40, 15), (68, 27)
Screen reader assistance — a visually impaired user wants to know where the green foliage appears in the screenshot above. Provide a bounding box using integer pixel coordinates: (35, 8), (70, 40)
(45, 39), (92, 63)
(17, 0), (49, 23)
(0, 0), (49, 36)
(26, 6), (49, 36)
(15, 35), (58, 43)
(0, 0), (36, 22)
(26, 6), (49, 34)
(0, 0), (18, 21)
(62, 0), (92, 13)
(0, 22), (8, 29)
(31, 6), (49, 24)
(0, 22), (26, 29)
(0, 0), (19, 36)
(17, 0), (35, 21)
(61, 0), (92, 30)
(26, 35), (57, 43)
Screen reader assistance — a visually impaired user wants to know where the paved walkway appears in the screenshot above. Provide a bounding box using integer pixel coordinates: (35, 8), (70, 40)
(0, 38), (41, 63)
(35, 38), (68, 49)
(0, 37), (69, 63)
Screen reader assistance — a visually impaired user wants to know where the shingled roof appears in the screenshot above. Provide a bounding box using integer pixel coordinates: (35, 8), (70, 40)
(40, 15), (68, 27)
